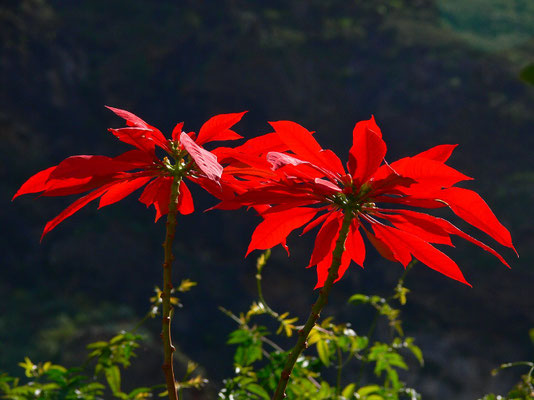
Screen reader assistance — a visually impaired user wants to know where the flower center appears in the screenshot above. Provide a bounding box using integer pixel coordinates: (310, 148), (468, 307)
(161, 153), (191, 178)
(331, 183), (375, 215)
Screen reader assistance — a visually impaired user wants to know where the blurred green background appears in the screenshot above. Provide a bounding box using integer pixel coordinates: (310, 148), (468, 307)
(1, 1), (533, 399)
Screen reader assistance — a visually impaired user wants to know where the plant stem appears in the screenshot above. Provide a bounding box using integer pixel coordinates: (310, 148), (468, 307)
(256, 249), (275, 313)
(272, 211), (353, 400)
(161, 176), (181, 400)
(356, 260), (415, 385)
(336, 344), (343, 395)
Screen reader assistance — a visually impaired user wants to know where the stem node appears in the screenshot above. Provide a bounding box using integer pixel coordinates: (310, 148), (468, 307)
(281, 371), (291, 380)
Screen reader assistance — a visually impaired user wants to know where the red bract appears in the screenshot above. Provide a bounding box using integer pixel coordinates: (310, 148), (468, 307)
(222, 117), (515, 288)
(14, 107), (246, 239)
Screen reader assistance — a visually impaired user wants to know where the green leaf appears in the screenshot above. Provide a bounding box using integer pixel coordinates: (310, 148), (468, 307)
(347, 294), (369, 305)
(105, 365), (122, 395)
(110, 333), (125, 344)
(366, 395), (385, 400)
(370, 296), (385, 305)
(317, 381), (334, 398)
(87, 341), (109, 349)
(246, 383), (270, 400)
(228, 329), (251, 344)
(341, 383), (356, 398)
(386, 367), (400, 390)
(128, 387), (153, 398)
(407, 343), (424, 366)
(316, 340), (331, 367)
(354, 336), (369, 351)
(18, 357), (36, 378)
(357, 385), (381, 396)
(337, 335), (351, 351)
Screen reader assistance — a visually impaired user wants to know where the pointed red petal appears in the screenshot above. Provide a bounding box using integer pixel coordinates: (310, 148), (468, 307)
(379, 197), (447, 210)
(308, 212), (340, 268)
(314, 255), (332, 290)
(13, 166), (57, 199)
(371, 224), (412, 266)
(269, 120), (339, 175)
(106, 106), (169, 151)
(189, 174), (237, 203)
(177, 181), (194, 215)
(172, 122), (184, 142)
(367, 171), (416, 198)
(266, 151), (339, 182)
(301, 212), (330, 235)
(98, 176), (152, 208)
(414, 144), (458, 162)
(440, 220), (510, 268)
(314, 248), (351, 289)
(314, 178), (342, 194)
(347, 116), (383, 174)
(139, 177), (172, 221)
(349, 118), (387, 184)
(106, 106), (150, 128)
(50, 155), (138, 180)
(196, 111), (247, 145)
(379, 208), (509, 267)
(151, 178), (172, 221)
(113, 149), (155, 166)
(389, 157), (472, 188)
(266, 151), (310, 170)
(232, 132), (288, 156)
(379, 211), (454, 245)
(109, 127), (156, 153)
(261, 204), (326, 216)
(346, 221), (366, 267)
(362, 226), (398, 263)
(41, 183), (115, 239)
(335, 248), (352, 284)
(246, 207), (319, 256)
(269, 120), (322, 156)
(180, 132), (223, 182)
(40, 176), (115, 197)
(139, 177), (161, 205)
(438, 187), (515, 253)
(318, 149), (346, 176)
(377, 225), (471, 286)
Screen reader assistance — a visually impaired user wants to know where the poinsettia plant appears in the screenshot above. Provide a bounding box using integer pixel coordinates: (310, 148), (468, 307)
(216, 116), (516, 398)
(13, 106), (247, 400)
(13, 108), (516, 400)
(13, 106), (247, 236)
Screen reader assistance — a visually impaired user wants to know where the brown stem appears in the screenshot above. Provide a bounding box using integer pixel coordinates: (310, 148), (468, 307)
(272, 211), (354, 400)
(161, 176), (181, 400)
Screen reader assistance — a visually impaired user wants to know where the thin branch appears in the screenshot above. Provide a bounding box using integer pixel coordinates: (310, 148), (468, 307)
(161, 176), (181, 400)
(272, 211), (354, 400)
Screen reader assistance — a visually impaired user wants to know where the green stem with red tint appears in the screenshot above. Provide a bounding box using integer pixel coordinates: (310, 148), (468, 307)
(161, 175), (181, 400)
(272, 210), (354, 400)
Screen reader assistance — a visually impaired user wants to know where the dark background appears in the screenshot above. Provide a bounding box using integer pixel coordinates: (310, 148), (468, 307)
(1, 1), (533, 399)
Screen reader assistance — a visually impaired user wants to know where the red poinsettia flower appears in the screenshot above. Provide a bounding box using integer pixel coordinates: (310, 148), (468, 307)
(219, 117), (516, 288)
(13, 106), (246, 239)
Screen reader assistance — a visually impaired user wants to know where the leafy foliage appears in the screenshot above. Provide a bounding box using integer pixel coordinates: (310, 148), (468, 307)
(0, 332), (147, 399)
(220, 252), (423, 399)
(479, 328), (534, 400)
(0, 283), (208, 400)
